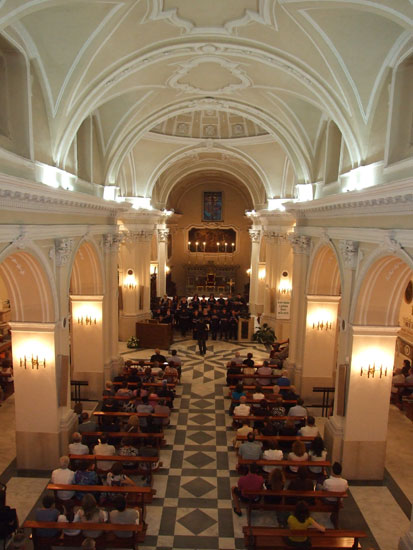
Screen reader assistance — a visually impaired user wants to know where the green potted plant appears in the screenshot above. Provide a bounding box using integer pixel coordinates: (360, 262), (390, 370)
(126, 336), (140, 349)
(253, 323), (276, 347)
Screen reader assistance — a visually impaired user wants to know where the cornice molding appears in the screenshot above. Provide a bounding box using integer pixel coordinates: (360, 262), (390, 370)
(286, 179), (413, 219)
(0, 174), (128, 218)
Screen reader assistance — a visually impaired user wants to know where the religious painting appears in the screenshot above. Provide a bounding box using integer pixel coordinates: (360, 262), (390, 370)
(188, 227), (236, 253)
(203, 191), (222, 221)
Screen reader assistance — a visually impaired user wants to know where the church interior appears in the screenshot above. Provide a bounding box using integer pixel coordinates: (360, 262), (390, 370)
(0, 1), (412, 549)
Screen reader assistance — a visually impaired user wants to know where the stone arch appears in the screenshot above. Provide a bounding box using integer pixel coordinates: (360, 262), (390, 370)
(0, 246), (56, 323)
(352, 250), (413, 326)
(69, 239), (104, 296)
(307, 243), (342, 296)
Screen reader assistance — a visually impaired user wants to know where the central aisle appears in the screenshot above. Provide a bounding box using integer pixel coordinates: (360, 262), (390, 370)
(124, 339), (269, 550)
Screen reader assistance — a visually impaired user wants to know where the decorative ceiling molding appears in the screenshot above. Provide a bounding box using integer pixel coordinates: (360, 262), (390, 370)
(146, 0), (277, 35)
(167, 55), (252, 95)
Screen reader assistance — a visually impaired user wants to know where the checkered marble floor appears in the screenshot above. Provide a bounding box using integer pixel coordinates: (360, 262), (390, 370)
(122, 338), (271, 550)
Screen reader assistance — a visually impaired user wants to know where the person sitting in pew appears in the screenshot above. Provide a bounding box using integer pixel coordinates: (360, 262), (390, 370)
(116, 381), (133, 398)
(287, 500), (325, 548)
(226, 361), (241, 385)
(69, 432), (89, 455)
(233, 421), (254, 449)
(118, 438), (139, 469)
(106, 462), (135, 488)
(150, 349), (166, 364)
(136, 395), (154, 433)
(287, 467), (315, 504)
(73, 461), (100, 500)
(93, 434), (116, 472)
(103, 381), (115, 397)
(109, 495), (140, 539)
(233, 396), (250, 425)
(243, 353), (254, 368)
(154, 399), (170, 428)
(262, 440), (283, 473)
(232, 464), (264, 517)
(73, 494), (107, 539)
(238, 432), (262, 460)
(299, 416), (319, 437)
(51, 455), (75, 502)
(34, 494), (59, 538)
(125, 414), (140, 433)
(288, 398), (307, 424)
(288, 440), (309, 473)
(256, 361), (272, 386)
(308, 436), (328, 480)
(252, 384), (265, 401)
(138, 438), (159, 486)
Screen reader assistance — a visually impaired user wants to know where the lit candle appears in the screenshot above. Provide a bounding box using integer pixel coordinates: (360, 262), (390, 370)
(217, 242), (220, 252)
(203, 241), (206, 252)
(195, 241), (199, 252)
(224, 242), (228, 253)
(232, 242), (235, 252)
(188, 241), (191, 251)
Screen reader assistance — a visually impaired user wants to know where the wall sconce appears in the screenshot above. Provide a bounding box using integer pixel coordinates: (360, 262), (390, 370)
(246, 268), (251, 276)
(20, 354), (46, 369)
(165, 265), (171, 273)
(258, 267), (266, 280)
(123, 268), (137, 289)
(360, 364), (388, 378)
(77, 316), (97, 325)
(278, 271), (292, 295)
(312, 321), (332, 331)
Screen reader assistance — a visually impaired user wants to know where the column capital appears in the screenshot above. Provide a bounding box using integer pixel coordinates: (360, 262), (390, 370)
(103, 233), (123, 253)
(125, 230), (153, 243)
(264, 231), (287, 243)
(51, 238), (74, 267)
(339, 240), (359, 269)
(157, 228), (169, 243)
(288, 234), (311, 254)
(249, 228), (262, 243)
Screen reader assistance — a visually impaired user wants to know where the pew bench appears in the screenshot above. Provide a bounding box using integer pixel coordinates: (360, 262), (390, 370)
(69, 454), (162, 483)
(237, 459), (331, 479)
(47, 483), (153, 523)
(112, 381), (176, 389)
(81, 431), (165, 447)
(242, 489), (347, 528)
(242, 526), (366, 550)
(23, 520), (143, 549)
(93, 411), (169, 425)
(232, 415), (305, 424)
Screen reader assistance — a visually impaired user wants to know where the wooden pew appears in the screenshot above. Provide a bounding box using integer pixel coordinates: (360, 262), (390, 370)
(237, 458), (331, 479)
(241, 489), (347, 528)
(229, 386), (292, 396)
(231, 398), (297, 405)
(47, 483), (154, 523)
(112, 381), (176, 389)
(80, 431), (165, 448)
(242, 526), (366, 550)
(23, 520), (142, 549)
(93, 411), (169, 424)
(69, 454), (162, 483)
(236, 435), (316, 443)
(232, 415), (305, 423)
(226, 362), (281, 369)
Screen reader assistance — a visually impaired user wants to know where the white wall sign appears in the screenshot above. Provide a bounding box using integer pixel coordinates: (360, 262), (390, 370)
(277, 300), (290, 319)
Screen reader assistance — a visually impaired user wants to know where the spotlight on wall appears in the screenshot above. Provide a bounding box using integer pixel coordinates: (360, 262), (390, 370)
(278, 271), (291, 295)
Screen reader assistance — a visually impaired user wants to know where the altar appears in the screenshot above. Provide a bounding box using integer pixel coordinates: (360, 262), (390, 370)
(184, 264), (239, 295)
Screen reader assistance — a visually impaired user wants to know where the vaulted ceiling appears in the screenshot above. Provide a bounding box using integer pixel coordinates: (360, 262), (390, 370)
(1, 0), (411, 205)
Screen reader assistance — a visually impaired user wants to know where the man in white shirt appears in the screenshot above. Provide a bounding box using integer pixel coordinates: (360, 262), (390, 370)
(288, 398), (307, 419)
(51, 456), (75, 501)
(93, 434), (116, 471)
(68, 432), (89, 455)
(233, 396), (251, 417)
(323, 462), (348, 499)
(299, 416), (319, 437)
(233, 421), (254, 449)
(252, 385), (265, 401)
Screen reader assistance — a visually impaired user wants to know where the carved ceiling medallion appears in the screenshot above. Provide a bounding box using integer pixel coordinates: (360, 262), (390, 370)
(167, 56), (252, 95)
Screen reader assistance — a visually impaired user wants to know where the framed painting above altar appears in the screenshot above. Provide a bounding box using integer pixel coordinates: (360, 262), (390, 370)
(203, 191), (222, 221)
(188, 227), (236, 253)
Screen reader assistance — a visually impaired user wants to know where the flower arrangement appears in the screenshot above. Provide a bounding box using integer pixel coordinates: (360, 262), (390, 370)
(253, 323), (276, 345)
(126, 336), (140, 349)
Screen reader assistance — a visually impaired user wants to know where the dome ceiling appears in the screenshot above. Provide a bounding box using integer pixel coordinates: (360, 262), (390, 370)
(0, 0), (411, 202)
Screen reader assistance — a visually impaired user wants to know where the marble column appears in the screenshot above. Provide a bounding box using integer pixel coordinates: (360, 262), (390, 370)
(118, 228), (153, 340)
(156, 226), (169, 297)
(248, 228), (262, 316)
(285, 235), (311, 388)
(10, 321), (66, 470)
(70, 295), (104, 400)
(341, 325), (397, 479)
(324, 239), (359, 463)
(103, 233), (122, 380)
